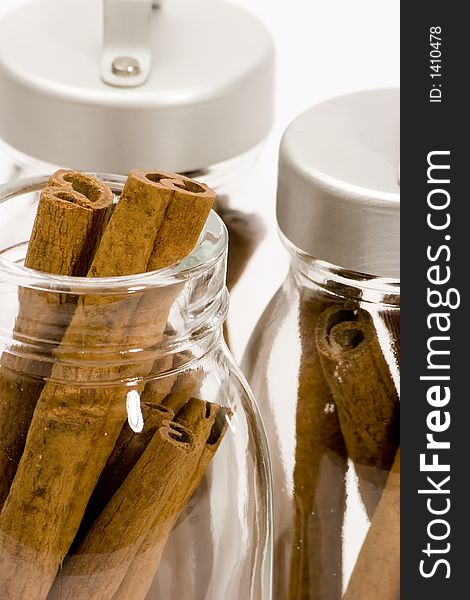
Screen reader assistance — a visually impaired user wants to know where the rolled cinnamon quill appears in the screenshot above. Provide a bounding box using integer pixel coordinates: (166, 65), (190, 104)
(73, 403), (175, 548)
(114, 398), (230, 600)
(316, 307), (399, 517)
(49, 422), (195, 600)
(0, 170), (215, 599)
(0, 175), (113, 508)
(288, 295), (347, 600)
(343, 450), (400, 600)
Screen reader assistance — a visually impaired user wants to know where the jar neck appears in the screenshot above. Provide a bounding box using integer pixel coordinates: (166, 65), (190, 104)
(0, 259), (229, 384)
(282, 234), (400, 308)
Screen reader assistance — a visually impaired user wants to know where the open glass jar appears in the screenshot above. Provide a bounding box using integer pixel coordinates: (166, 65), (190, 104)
(242, 89), (400, 599)
(0, 175), (272, 600)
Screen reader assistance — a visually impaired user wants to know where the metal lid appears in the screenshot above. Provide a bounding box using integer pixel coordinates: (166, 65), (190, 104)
(0, 0), (274, 173)
(277, 88), (400, 279)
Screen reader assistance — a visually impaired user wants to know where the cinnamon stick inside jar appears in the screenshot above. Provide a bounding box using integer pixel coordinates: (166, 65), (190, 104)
(49, 422), (195, 600)
(288, 294), (348, 600)
(113, 398), (230, 600)
(0, 175), (113, 508)
(316, 307), (399, 517)
(72, 403), (175, 548)
(0, 170), (215, 599)
(343, 450), (400, 600)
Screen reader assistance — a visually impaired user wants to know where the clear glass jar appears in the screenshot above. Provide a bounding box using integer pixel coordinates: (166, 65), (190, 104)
(0, 175), (272, 600)
(242, 237), (400, 599)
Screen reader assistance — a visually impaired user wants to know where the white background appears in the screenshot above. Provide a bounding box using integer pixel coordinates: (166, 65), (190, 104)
(0, 0), (400, 358)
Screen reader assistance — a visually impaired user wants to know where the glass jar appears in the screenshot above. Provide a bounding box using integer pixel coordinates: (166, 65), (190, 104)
(242, 89), (400, 599)
(0, 0), (276, 360)
(243, 247), (399, 599)
(0, 175), (272, 600)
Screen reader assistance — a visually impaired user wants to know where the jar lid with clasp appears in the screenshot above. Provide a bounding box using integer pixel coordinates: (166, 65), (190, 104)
(0, 0), (274, 174)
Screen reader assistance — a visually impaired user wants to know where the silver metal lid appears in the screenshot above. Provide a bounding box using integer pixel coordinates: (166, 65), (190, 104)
(0, 0), (274, 173)
(277, 88), (400, 279)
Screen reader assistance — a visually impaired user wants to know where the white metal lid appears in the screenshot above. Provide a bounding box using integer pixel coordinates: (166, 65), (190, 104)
(277, 88), (400, 279)
(0, 0), (274, 174)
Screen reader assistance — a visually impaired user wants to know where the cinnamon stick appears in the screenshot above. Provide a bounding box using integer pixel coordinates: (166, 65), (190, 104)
(343, 450), (400, 600)
(49, 422), (195, 600)
(288, 294), (347, 600)
(316, 307), (399, 517)
(73, 403), (174, 548)
(113, 398), (230, 600)
(0, 176), (113, 508)
(160, 365), (203, 413)
(0, 170), (215, 599)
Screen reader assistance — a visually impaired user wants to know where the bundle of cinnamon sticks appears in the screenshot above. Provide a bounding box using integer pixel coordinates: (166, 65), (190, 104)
(286, 293), (400, 600)
(0, 170), (230, 600)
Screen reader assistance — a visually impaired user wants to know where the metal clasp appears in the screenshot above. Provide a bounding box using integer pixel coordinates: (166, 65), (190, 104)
(102, 0), (154, 88)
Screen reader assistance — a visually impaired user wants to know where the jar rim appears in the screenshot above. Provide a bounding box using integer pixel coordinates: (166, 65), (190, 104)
(0, 173), (228, 294)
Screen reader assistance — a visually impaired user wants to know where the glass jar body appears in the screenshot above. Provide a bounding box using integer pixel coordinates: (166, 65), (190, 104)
(242, 240), (400, 600)
(0, 176), (272, 600)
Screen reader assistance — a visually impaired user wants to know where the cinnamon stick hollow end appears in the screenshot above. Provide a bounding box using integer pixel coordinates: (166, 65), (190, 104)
(47, 170), (115, 210)
(25, 183), (114, 276)
(132, 169), (216, 200)
(130, 169), (216, 271)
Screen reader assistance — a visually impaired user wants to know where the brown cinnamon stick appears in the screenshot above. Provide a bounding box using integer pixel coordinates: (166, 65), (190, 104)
(316, 307), (399, 517)
(0, 176), (113, 508)
(113, 398), (230, 600)
(0, 170), (215, 599)
(73, 403), (174, 548)
(49, 422), (195, 600)
(288, 295), (347, 600)
(343, 450), (400, 600)
(160, 365), (203, 413)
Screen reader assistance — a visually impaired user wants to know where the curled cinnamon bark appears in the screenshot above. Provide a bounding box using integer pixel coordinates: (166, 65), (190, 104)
(0, 175), (113, 508)
(72, 403), (175, 548)
(49, 422), (195, 600)
(316, 307), (399, 517)
(114, 399), (230, 600)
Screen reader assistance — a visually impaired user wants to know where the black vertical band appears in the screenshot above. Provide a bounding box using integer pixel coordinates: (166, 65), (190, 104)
(401, 3), (466, 597)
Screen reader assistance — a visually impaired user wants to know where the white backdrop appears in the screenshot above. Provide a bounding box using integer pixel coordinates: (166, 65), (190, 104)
(0, 0), (400, 357)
